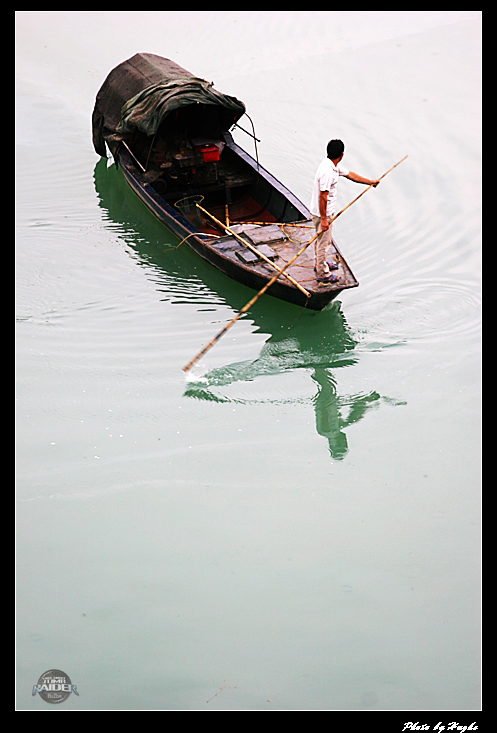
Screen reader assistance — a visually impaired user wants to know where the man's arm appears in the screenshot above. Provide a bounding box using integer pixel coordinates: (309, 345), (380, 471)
(319, 190), (329, 231)
(345, 171), (380, 187)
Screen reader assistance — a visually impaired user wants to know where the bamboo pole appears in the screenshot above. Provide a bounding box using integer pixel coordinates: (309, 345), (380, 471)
(234, 221), (314, 228)
(183, 155), (407, 373)
(227, 156), (408, 229)
(196, 203), (311, 298)
(182, 231), (321, 373)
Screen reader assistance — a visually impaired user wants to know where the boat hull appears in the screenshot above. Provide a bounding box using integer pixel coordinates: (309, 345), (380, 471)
(118, 144), (357, 311)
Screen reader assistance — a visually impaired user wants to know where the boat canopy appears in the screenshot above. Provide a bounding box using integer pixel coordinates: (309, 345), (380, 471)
(92, 53), (246, 158)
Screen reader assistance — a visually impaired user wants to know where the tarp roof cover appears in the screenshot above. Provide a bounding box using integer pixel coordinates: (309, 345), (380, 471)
(92, 53), (246, 157)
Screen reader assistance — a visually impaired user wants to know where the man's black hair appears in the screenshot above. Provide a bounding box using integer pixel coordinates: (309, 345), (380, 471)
(327, 139), (345, 159)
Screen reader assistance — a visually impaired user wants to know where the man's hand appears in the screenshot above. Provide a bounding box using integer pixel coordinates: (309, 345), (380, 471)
(319, 190), (330, 231)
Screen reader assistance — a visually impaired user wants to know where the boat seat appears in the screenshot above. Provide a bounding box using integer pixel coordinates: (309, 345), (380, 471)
(235, 244), (278, 264)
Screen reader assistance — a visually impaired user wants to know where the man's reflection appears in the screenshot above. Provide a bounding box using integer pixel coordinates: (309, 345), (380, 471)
(312, 368), (380, 460)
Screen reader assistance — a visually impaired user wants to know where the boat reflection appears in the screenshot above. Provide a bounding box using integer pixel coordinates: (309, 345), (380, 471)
(183, 303), (390, 461)
(94, 158), (405, 460)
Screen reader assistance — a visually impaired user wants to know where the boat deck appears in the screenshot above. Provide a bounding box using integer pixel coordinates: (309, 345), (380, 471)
(207, 221), (358, 294)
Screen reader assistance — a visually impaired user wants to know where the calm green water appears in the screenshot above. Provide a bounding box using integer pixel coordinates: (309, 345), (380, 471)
(16, 12), (481, 711)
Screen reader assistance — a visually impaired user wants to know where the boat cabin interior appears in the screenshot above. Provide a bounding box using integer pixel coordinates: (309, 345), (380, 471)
(126, 105), (305, 236)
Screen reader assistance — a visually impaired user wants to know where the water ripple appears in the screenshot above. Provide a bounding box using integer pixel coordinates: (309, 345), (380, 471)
(351, 276), (481, 350)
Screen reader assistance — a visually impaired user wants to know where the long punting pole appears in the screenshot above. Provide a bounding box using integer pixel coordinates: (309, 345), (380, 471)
(182, 155), (407, 373)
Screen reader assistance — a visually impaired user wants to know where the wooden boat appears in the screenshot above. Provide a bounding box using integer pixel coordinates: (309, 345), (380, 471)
(92, 53), (359, 310)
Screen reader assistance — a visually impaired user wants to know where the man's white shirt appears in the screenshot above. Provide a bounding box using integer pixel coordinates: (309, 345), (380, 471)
(310, 157), (349, 218)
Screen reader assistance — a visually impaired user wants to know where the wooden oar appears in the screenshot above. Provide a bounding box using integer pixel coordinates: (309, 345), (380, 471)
(183, 155), (407, 373)
(196, 203), (311, 298)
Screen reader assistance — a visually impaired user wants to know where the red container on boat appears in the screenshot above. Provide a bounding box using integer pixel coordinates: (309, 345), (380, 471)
(197, 144), (220, 163)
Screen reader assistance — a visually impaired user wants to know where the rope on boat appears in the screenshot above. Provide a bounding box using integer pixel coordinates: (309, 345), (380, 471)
(167, 232), (220, 250)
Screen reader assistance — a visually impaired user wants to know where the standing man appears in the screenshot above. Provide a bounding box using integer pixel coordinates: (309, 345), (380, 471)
(310, 140), (380, 283)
